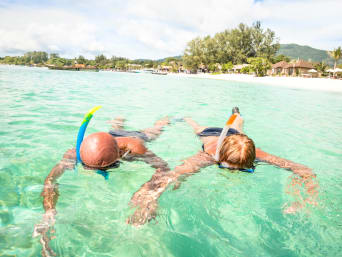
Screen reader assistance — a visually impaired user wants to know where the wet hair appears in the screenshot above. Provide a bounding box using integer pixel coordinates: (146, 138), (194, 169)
(218, 134), (256, 169)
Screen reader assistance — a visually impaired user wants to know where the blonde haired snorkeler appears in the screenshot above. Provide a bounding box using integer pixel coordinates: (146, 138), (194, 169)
(127, 107), (318, 226)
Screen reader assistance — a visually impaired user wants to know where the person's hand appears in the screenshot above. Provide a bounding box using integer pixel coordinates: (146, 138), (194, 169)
(33, 209), (57, 237)
(283, 202), (304, 214)
(33, 209), (57, 257)
(283, 174), (318, 214)
(126, 200), (158, 227)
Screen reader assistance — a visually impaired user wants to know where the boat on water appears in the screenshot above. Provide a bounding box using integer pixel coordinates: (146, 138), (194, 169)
(127, 70), (142, 73)
(46, 64), (99, 72)
(151, 70), (168, 75)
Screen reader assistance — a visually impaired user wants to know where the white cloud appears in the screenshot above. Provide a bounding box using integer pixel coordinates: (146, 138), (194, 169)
(0, 0), (341, 59)
(0, 7), (105, 57)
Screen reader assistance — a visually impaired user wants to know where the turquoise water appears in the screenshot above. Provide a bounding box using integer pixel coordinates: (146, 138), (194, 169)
(1, 65), (342, 256)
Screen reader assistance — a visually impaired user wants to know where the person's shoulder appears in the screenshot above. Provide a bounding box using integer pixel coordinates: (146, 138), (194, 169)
(204, 138), (218, 155)
(116, 137), (147, 155)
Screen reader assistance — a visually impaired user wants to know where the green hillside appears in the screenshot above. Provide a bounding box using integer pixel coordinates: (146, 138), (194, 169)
(278, 44), (337, 66)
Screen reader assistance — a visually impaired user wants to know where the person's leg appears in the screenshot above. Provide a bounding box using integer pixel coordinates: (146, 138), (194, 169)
(140, 116), (170, 141)
(230, 114), (244, 133)
(107, 117), (125, 130)
(184, 117), (208, 134)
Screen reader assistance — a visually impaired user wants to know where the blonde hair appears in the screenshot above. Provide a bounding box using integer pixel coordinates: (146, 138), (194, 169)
(218, 134), (256, 169)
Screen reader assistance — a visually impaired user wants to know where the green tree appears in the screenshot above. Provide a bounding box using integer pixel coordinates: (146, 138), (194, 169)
(328, 46), (342, 70)
(208, 63), (216, 72)
(95, 54), (107, 67)
(183, 22), (279, 68)
(77, 55), (86, 64)
(271, 54), (290, 64)
(314, 62), (328, 73)
(183, 37), (204, 72)
(247, 57), (271, 77)
(50, 53), (59, 59)
(241, 65), (250, 74)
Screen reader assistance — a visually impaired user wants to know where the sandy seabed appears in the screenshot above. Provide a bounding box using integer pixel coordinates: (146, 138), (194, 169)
(169, 73), (342, 93)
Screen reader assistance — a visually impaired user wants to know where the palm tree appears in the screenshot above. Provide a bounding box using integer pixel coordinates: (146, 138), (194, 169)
(328, 46), (342, 72)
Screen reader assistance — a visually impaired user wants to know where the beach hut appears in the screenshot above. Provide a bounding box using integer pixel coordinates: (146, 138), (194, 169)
(271, 61), (288, 75)
(284, 60), (314, 76)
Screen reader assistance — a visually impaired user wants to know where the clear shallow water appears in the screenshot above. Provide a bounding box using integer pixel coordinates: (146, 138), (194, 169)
(0, 65), (342, 256)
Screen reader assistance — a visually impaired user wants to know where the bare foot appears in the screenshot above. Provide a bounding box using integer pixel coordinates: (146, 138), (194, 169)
(107, 117), (125, 130)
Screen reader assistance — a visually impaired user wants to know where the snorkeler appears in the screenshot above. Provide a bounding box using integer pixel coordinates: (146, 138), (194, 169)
(33, 114), (171, 257)
(127, 108), (318, 226)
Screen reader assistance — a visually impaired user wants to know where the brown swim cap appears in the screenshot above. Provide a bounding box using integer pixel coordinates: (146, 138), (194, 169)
(80, 132), (119, 169)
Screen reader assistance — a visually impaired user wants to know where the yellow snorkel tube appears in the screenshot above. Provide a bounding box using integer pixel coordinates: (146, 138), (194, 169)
(214, 114), (238, 162)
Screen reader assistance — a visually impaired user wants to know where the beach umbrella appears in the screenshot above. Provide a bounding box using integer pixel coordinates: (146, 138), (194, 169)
(334, 68), (342, 73)
(327, 68), (335, 72)
(308, 69), (317, 73)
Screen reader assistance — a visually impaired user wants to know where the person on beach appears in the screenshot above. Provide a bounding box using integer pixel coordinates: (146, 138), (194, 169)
(127, 107), (318, 226)
(33, 116), (171, 257)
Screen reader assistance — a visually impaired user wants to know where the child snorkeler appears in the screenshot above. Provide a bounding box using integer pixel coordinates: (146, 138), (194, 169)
(127, 108), (318, 226)
(33, 116), (171, 257)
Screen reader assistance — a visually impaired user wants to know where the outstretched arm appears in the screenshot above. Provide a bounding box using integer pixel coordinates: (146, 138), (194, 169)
(256, 148), (318, 213)
(33, 148), (76, 257)
(140, 116), (170, 141)
(256, 148), (314, 178)
(127, 151), (215, 226)
(125, 150), (171, 172)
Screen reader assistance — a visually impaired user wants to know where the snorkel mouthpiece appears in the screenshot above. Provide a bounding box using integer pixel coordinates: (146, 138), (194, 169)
(214, 114), (237, 162)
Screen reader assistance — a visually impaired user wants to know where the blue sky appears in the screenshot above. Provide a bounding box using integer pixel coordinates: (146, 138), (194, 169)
(0, 0), (341, 59)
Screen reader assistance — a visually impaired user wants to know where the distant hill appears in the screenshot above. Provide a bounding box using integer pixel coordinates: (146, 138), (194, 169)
(278, 44), (337, 66)
(156, 56), (182, 62)
(146, 45), (339, 66)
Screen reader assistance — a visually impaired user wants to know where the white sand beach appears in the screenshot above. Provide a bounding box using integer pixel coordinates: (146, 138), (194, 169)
(169, 73), (342, 93)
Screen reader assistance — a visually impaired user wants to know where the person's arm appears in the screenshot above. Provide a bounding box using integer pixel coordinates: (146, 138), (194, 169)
(33, 149), (76, 257)
(256, 148), (314, 178)
(127, 151), (215, 226)
(256, 148), (318, 213)
(41, 149), (76, 211)
(128, 150), (171, 172)
(140, 116), (170, 141)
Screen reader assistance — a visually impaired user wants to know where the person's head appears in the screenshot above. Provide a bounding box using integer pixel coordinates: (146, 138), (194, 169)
(218, 134), (256, 169)
(80, 132), (119, 170)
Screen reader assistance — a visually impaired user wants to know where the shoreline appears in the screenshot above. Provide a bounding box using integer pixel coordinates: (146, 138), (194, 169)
(168, 73), (342, 93)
